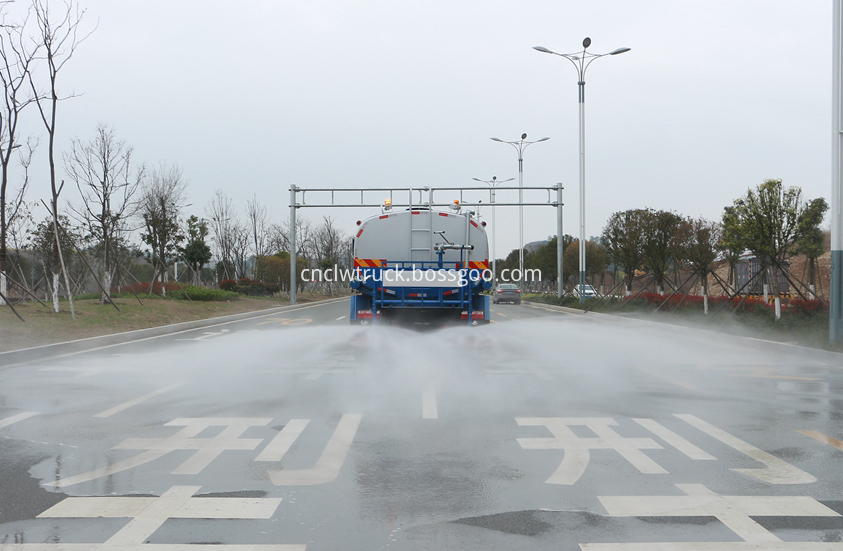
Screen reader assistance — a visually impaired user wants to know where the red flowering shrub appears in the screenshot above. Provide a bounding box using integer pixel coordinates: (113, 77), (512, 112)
(219, 279), (237, 291)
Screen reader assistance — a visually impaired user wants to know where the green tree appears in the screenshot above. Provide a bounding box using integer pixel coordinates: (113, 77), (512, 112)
(180, 215), (212, 286)
(602, 209), (647, 295)
(563, 240), (608, 287)
(795, 197), (829, 296)
(640, 208), (682, 294)
(727, 179), (809, 317)
(719, 205), (745, 293)
(677, 217), (721, 313)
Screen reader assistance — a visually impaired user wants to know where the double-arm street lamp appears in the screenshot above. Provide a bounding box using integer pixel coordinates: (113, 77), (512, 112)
(472, 176), (514, 282)
(534, 38), (630, 301)
(491, 134), (549, 289)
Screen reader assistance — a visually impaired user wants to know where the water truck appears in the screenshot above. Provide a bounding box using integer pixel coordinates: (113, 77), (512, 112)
(349, 200), (492, 325)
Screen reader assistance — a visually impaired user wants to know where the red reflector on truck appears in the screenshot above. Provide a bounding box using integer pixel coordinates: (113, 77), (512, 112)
(460, 311), (486, 319)
(357, 310), (381, 319)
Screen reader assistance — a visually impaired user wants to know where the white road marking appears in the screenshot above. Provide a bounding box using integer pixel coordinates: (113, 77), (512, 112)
(44, 418), (271, 488)
(517, 417), (665, 485)
(589, 483), (839, 548)
(175, 329), (230, 341)
(676, 414), (816, 484)
(0, 411), (40, 429)
(33, 484), (301, 550)
(335, 315), (346, 320)
(422, 384), (438, 419)
(633, 418), (716, 460)
(94, 383), (184, 418)
(269, 414), (362, 485)
(304, 367), (351, 380)
(256, 419), (310, 462)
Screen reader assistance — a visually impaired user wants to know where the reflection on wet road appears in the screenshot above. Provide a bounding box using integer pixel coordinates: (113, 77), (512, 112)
(1, 300), (843, 550)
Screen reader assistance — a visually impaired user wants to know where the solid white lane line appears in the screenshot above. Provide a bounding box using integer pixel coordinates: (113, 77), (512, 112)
(633, 418), (716, 460)
(255, 419), (310, 462)
(423, 384), (438, 419)
(336, 315), (346, 320)
(676, 414), (816, 484)
(0, 411), (39, 429)
(94, 383), (184, 418)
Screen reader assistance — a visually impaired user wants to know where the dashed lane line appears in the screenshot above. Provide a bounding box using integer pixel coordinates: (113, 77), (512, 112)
(798, 430), (843, 451)
(0, 411), (40, 429)
(94, 383), (184, 418)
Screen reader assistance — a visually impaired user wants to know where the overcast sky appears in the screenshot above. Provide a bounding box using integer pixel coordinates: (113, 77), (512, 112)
(11, 0), (834, 258)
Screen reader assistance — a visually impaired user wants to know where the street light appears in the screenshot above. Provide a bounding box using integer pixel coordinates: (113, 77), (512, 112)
(490, 134), (549, 289)
(534, 38), (630, 301)
(472, 176), (514, 283)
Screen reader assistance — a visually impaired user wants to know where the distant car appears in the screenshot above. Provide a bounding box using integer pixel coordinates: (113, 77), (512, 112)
(572, 284), (598, 299)
(494, 283), (521, 304)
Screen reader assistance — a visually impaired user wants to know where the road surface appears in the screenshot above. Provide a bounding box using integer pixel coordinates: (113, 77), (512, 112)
(1, 298), (843, 550)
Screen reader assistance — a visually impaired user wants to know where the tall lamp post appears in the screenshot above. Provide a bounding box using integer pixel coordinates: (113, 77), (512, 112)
(472, 176), (514, 283)
(490, 134), (549, 289)
(534, 38), (630, 301)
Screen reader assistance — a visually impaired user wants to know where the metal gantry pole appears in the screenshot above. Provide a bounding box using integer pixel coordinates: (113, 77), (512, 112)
(832, 0), (843, 343)
(557, 183), (564, 299)
(289, 184), (297, 306)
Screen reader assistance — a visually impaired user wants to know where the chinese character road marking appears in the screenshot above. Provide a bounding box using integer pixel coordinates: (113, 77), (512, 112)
(799, 430), (843, 451)
(24, 484), (305, 550)
(632, 418), (716, 460)
(580, 483), (841, 550)
(94, 383), (184, 418)
(676, 414), (816, 484)
(423, 384), (438, 419)
(258, 414), (362, 486)
(516, 417), (666, 485)
(0, 411), (39, 429)
(255, 419), (310, 462)
(44, 418), (271, 488)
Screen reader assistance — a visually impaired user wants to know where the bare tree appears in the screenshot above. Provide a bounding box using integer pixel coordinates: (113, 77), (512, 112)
(0, 5), (39, 306)
(206, 189), (237, 282)
(139, 163), (186, 296)
(29, 0), (93, 315)
(231, 221), (250, 279)
(246, 194), (268, 261)
(65, 123), (143, 303)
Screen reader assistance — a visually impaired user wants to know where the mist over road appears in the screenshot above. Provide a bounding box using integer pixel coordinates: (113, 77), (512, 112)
(2, 299), (843, 550)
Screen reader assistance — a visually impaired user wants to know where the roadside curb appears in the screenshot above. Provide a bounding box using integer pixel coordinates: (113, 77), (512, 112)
(0, 297), (348, 368)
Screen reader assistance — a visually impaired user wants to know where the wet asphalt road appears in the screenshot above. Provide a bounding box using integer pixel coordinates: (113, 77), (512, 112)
(2, 299), (843, 550)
